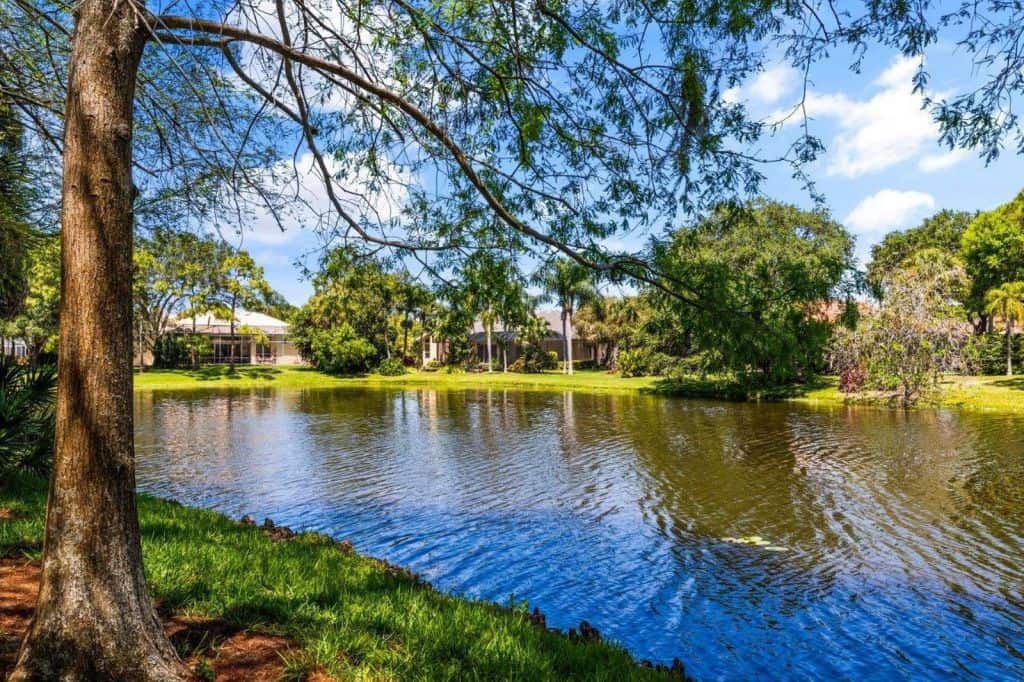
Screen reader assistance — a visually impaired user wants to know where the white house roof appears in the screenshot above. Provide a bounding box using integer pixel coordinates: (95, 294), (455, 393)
(172, 310), (289, 335)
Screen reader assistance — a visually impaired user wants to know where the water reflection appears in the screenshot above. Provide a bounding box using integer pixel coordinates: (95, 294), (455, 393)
(135, 388), (1024, 680)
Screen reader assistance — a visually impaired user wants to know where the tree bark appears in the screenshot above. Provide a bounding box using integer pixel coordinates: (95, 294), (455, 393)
(1007, 321), (1013, 377)
(11, 1), (187, 678)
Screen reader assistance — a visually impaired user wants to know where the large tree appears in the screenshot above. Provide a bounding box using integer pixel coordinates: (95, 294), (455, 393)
(292, 246), (412, 371)
(7, 0), (1024, 677)
(652, 200), (854, 383)
(833, 250), (971, 405)
(866, 209), (975, 301)
(962, 192), (1024, 324)
(133, 228), (215, 368)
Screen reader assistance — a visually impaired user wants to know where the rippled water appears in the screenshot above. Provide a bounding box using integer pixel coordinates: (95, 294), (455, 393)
(134, 387), (1024, 680)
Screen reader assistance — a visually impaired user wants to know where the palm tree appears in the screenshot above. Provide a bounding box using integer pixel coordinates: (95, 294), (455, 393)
(985, 281), (1024, 376)
(480, 303), (497, 372)
(533, 259), (598, 375)
(0, 356), (56, 474)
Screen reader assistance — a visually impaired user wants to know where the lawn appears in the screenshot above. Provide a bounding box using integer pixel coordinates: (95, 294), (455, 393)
(0, 473), (680, 680)
(132, 366), (1024, 414)
(133, 365), (663, 394)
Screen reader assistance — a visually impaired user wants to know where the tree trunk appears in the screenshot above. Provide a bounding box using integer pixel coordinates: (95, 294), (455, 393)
(1007, 320), (1014, 377)
(12, 1), (187, 679)
(191, 303), (199, 368)
(565, 308), (574, 375)
(561, 309), (568, 374)
(486, 323), (492, 372)
(229, 296), (237, 372)
(402, 314), (410, 361)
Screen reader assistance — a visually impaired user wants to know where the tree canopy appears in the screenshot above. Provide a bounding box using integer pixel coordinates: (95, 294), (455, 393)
(962, 192), (1024, 316)
(867, 210), (974, 300)
(653, 201), (854, 382)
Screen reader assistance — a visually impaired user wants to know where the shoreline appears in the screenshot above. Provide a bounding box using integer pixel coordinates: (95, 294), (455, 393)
(0, 473), (688, 680)
(133, 366), (1024, 415)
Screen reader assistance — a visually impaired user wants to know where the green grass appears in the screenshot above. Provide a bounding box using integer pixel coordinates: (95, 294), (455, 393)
(782, 374), (1024, 413)
(133, 366), (663, 394)
(0, 473), (678, 680)
(132, 366), (1024, 414)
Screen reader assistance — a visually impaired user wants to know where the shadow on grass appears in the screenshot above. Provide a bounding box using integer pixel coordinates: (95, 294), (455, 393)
(181, 366), (284, 382)
(991, 377), (1024, 391)
(646, 374), (834, 402)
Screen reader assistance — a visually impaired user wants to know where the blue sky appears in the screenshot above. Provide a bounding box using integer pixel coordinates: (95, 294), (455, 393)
(240, 40), (1024, 305)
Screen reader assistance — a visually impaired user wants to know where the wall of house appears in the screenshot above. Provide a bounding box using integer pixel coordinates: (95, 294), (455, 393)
(541, 338), (595, 362)
(422, 337), (448, 365)
(1, 338), (28, 361)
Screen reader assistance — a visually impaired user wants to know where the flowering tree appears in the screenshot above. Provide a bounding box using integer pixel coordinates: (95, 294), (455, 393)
(833, 250), (970, 405)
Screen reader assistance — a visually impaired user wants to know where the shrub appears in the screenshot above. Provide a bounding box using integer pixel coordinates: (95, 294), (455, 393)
(509, 346), (558, 373)
(153, 333), (212, 369)
(310, 324), (377, 375)
(617, 348), (678, 377)
(375, 357), (406, 376)
(0, 357), (55, 474)
(838, 364), (867, 393)
(152, 334), (189, 368)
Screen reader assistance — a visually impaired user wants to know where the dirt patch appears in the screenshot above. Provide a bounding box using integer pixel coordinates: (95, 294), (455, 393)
(0, 509), (14, 521)
(0, 559), (38, 673)
(0, 559), (330, 681)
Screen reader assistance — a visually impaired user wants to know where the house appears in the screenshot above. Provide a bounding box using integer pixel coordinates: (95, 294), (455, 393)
(0, 337), (28, 361)
(170, 310), (303, 365)
(423, 310), (599, 367)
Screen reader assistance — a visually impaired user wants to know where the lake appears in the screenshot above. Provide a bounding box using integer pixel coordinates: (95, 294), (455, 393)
(134, 387), (1024, 680)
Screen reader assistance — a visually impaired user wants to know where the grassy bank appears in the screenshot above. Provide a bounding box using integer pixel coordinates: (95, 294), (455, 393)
(132, 366), (1024, 414)
(133, 365), (662, 394)
(0, 473), (678, 680)
(780, 375), (1024, 413)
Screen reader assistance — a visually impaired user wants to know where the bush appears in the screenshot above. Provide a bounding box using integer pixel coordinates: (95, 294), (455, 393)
(375, 357), (406, 376)
(310, 325), (377, 375)
(838, 364), (867, 393)
(152, 334), (189, 368)
(0, 357), (55, 474)
(509, 346), (558, 373)
(153, 333), (212, 369)
(617, 348), (678, 377)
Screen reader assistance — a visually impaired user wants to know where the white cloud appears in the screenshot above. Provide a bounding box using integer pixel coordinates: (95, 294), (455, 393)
(722, 64), (796, 106)
(918, 148), (969, 173)
(844, 189), (935, 236)
(772, 56), (968, 178)
(749, 65), (796, 104)
(817, 57), (935, 177)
